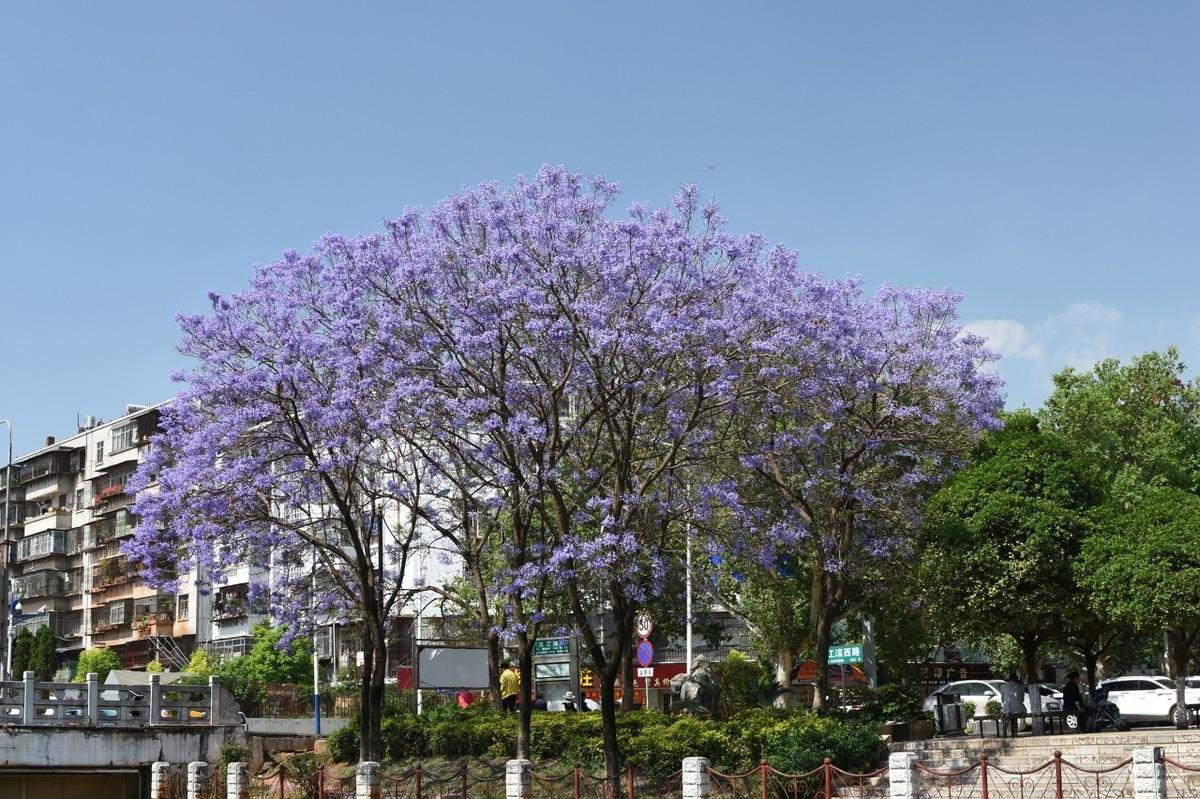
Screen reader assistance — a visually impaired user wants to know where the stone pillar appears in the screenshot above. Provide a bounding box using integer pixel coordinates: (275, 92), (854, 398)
(150, 762), (171, 799)
(227, 761), (250, 799)
(85, 672), (98, 726)
(21, 670), (34, 723)
(148, 672), (161, 724)
(889, 751), (921, 799)
(682, 756), (711, 799)
(1133, 747), (1167, 799)
(209, 675), (221, 723)
(506, 758), (532, 799)
(356, 760), (381, 799)
(186, 761), (208, 799)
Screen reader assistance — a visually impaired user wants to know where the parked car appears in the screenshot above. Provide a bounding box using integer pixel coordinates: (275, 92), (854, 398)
(922, 680), (1061, 730)
(1098, 676), (1200, 726)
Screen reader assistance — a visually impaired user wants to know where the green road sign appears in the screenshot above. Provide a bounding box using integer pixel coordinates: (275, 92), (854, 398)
(533, 638), (570, 656)
(828, 643), (863, 664)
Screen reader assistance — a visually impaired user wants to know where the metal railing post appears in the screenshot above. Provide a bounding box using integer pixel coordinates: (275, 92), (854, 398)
(1054, 751), (1063, 799)
(416, 763), (423, 799)
(823, 758), (833, 799)
(761, 759), (770, 799)
(574, 766), (581, 799)
(627, 765), (635, 799)
(981, 754), (990, 799)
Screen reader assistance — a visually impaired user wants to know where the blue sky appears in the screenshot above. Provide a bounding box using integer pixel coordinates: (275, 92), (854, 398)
(1, 3), (1197, 455)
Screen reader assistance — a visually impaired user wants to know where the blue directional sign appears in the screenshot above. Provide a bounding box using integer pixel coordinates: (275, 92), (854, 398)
(636, 640), (654, 668)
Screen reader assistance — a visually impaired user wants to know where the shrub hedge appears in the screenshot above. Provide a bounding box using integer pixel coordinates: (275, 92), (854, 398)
(326, 706), (885, 778)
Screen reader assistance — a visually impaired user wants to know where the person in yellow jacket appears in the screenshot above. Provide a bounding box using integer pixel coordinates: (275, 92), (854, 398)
(500, 661), (519, 713)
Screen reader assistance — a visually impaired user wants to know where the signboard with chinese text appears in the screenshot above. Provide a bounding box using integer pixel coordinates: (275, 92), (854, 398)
(533, 638), (570, 656)
(827, 644), (863, 664)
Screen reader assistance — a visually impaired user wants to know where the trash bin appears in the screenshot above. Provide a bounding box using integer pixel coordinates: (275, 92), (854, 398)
(934, 692), (966, 735)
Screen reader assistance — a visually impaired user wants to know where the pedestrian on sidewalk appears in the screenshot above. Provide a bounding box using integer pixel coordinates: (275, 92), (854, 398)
(500, 661), (519, 713)
(999, 673), (1026, 737)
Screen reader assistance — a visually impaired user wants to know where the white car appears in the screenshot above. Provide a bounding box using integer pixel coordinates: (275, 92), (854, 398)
(923, 680), (1061, 729)
(1098, 676), (1200, 726)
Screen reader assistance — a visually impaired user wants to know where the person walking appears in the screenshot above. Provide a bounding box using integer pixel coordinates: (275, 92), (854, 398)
(1062, 670), (1086, 732)
(999, 673), (1026, 737)
(500, 661), (520, 713)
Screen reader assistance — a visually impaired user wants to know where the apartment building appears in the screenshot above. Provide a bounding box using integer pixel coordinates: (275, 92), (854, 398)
(0, 405), (206, 670)
(1, 404), (463, 677)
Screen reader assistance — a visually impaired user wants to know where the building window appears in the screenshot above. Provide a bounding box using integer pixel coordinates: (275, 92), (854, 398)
(109, 602), (125, 626)
(111, 422), (136, 454)
(177, 594), (190, 622)
(95, 441), (104, 466)
(74, 488), (84, 511)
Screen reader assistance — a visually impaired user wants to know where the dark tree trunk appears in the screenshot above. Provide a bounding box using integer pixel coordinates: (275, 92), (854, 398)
(809, 568), (837, 713)
(1019, 637), (1044, 734)
(487, 633), (503, 711)
(620, 634), (634, 711)
(358, 622), (387, 762)
(598, 667), (621, 786)
(517, 638), (534, 758)
(1168, 629), (1192, 729)
(1081, 648), (1100, 692)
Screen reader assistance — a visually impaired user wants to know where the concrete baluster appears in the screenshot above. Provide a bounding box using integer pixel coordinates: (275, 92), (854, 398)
(888, 752), (921, 799)
(505, 759), (532, 799)
(682, 756), (711, 799)
(1132, 747), (1166, 799)
(86, 672), (98, 726)
(22, 671), (34, 724)
(209, 675), (221, 723)
(186, 761), (208, 799)
(227, 761), (250, 799)
(356, 760), (382, 799)
(150, 761), (171, 799)
(148, 672), (161, 724)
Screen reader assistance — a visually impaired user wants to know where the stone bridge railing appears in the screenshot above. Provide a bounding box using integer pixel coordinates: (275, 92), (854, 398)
(0, 670), (228, 727)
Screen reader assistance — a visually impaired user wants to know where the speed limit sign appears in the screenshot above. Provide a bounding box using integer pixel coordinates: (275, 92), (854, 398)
(635, 612), (653, 639)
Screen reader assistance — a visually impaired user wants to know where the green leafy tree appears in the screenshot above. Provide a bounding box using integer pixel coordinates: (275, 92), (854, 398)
(217, 623), (314, 715)
(1079, 487), (1200, 728)
(184, 648), (216, 678)
(29, 625), (57, 681)
(921, 412), (1100, 709)
(74, 648), (122, 682)
(146, 658), (165, 673)
(10, 629), (33, 678)
(1041, 348), (1200, 499)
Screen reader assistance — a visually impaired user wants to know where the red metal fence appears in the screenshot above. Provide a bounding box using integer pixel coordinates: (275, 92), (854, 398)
(917, 752), (1132, 799)
(706, 758), (889, 799)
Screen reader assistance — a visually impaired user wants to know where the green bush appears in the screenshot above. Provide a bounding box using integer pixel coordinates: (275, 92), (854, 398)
(73, 648), (122, 683)
(760, 714), (885, 775)
(382, 714), (430, 760)
(327, 720), (361, 763)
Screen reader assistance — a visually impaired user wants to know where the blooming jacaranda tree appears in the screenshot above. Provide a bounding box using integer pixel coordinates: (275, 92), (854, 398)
(724, 278), (1004, 708)
(129, 165), (1002, 770)
(128, 247), (449, 761)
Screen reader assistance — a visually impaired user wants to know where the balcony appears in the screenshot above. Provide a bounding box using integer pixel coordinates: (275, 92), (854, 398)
(12, 572), (66, 599)
(23, 475), (72, 502)
(131, 612), (175, 637)
(22, 508), (73, 537)
(91, 557), (133, 589)
(91, 484), (128, 510)
(16, 530), (68, 562)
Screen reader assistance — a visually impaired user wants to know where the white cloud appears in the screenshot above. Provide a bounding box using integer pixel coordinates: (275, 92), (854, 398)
(962, 319), (1042, 361)
(964, 301), (1125, 408)
(965, 301), (1122, 371)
